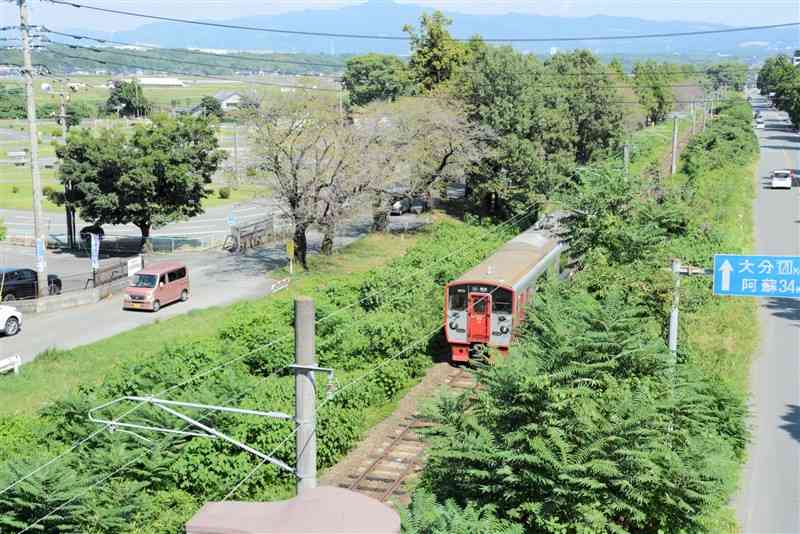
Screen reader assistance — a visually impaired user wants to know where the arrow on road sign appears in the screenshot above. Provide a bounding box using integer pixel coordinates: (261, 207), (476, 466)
(719, 260), (733, 291)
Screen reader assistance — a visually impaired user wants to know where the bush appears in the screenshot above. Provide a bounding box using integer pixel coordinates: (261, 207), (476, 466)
(218, 186), (231, 199)
(10, 185), (19, 194)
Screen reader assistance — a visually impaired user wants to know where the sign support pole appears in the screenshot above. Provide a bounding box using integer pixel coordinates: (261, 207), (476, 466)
(294, 297), (317, 495)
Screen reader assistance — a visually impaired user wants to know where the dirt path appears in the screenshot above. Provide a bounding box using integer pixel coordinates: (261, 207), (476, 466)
(320, 362), (474, 507)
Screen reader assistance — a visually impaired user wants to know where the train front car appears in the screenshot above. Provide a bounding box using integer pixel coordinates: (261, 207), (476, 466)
(444, 227), (563, 362)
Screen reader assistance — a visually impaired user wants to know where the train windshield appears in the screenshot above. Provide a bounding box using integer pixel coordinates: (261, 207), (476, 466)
(448, 285), (468, 311)
(492, 288), (513, 313)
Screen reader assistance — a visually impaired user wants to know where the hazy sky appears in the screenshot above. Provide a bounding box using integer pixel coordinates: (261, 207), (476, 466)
(4, 0), (800, 31)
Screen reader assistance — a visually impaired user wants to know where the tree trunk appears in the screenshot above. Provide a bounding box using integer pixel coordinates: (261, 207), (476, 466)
(320, 220), (335, 256)
(138, 223), (151, 250)
(371, 194), (390, 232)
(293, 223), (308, 270)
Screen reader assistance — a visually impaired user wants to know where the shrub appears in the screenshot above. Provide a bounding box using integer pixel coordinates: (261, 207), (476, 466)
(218, 186), (231, 199)
(10, 185), (19, 194)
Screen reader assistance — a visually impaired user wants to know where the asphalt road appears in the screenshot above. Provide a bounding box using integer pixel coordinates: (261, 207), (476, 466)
(0, 199), (276, 240)
(735, 94), (800, 533)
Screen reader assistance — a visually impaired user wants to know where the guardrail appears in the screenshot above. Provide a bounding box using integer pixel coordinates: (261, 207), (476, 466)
(224, 215), (293, 254)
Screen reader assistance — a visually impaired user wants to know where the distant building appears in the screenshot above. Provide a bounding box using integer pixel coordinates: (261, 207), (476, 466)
(136, 77), (185, 87)
(213, 91), (245, 111)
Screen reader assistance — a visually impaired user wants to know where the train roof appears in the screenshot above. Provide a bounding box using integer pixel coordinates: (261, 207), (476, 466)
(452, 227), (561, 288)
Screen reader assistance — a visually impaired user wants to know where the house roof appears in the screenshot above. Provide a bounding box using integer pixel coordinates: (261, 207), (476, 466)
(213, 91), (243, 102)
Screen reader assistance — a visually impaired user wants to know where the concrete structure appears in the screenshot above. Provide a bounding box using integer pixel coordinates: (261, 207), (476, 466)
(136, 77), (186, 87)
(185, 487), (400, 534)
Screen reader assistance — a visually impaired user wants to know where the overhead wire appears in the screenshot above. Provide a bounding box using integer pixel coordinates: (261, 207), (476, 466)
(40, 0), (800, 43)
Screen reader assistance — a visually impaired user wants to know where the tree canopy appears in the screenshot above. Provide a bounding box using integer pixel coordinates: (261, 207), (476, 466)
(342, 53), (411, 107)
(198, 95), (225, 119)
(55, 115), (225, 242)
(403, 12), (471, 93)
(105, 80), (152, 118)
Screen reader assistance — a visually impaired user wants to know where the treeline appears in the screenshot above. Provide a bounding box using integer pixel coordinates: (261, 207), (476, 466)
(405, 97), (758, 532)
(0, 44), (346, 77)
(757, 54), (800, 126)
(341, 12), (741, 224)
(0, 222), (510, 532)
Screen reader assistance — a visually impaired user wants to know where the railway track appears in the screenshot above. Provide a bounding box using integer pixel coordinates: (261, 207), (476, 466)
(344, 366), (475, 505)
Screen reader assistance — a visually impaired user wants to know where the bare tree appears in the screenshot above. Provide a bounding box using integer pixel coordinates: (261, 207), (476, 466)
(361, 96), (488, 231)
(246, 93), (345, 269)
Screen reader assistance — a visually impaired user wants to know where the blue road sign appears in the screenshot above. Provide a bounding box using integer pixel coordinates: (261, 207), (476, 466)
(714, 254), (800, 298)
(227, 212), (237, 227)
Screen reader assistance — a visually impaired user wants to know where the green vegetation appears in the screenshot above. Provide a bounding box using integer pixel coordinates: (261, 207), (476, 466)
(0, 218), (5, 241)
(413, 97), (758, 532)
(197, 95), (224, 119)
(0, 220), (511, 532)
(105, 80), (152, 118)
(342, 53), (411, 107)
(758, 54), (800, 127)
(53, 115), (225, 243)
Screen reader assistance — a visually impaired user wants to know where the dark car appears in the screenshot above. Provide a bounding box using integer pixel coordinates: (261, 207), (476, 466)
(79, 224), (104, 242)
(0, 268), (62, 301)
(410, 198), (428, 215)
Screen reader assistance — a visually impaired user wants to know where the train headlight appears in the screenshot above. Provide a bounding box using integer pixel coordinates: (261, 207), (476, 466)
(499, 326), (510, 335)
(449, 321), (458, 330)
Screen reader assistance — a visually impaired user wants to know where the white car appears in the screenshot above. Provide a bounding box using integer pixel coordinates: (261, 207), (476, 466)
(771, 170), (793, 189)
(0, 305), (22, 337)
(756, 121), (765, 129)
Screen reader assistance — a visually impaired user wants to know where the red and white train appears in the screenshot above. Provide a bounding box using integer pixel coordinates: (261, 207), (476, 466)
(444, 227), (564, 362)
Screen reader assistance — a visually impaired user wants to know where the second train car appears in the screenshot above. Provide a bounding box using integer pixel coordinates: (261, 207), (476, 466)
(444, 227), (564, 362)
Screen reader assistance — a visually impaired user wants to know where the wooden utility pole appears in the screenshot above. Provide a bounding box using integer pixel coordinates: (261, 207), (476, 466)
(294, 297), (317, 494)
(19, 0), (48, 298)
(670, 116), (679, 175)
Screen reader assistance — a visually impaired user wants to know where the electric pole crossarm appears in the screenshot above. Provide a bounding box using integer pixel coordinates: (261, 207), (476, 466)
(87, 396), (296, 473)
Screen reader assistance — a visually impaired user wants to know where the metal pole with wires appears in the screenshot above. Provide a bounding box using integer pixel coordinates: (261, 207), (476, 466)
(294, 297), (317, 494)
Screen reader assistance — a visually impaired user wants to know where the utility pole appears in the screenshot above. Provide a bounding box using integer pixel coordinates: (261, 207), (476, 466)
(623, 143), (630, 176)
(702, 102), (707, 132)
(19, 0), (48, 298)
(233, 128), (240, 188)
(294, 297), (317, 494)
(690, 102), (696, 135)
(670, 115), (679, 175)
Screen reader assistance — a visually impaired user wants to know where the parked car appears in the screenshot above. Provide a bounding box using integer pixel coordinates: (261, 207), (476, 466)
(390, 198), (411, 215)
(756, 120), (765, 129)
(410, 198), (428, 215)
(123, 261), (189, 312)
(0, 305), (22, 336)
(771, 169), (793, 189)
(0, 268), (62, 301)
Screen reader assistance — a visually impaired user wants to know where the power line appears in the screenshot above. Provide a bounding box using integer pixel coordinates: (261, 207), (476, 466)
(42, 28), (347, 70)
(40, 0), (800, 43)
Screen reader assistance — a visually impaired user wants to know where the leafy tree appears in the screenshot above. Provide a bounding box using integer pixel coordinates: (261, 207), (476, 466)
(632, 60), (675, 125)
(342, 53), (411, 107)
(545, 51), (624, 164)
(403, 11), (470, 92)
(55, 115), (225, 243)
(0, 454), (90, 533)
(105, 80), (151, 118)
(402, 489), (523, 534)
(758, 55), (800, 127)
(198, 95), (224, 119)
(419, 286), (745, 533)
(609, 57), (626, 78)
(705, 61), (747, 91)
(0, 84), (25, 119)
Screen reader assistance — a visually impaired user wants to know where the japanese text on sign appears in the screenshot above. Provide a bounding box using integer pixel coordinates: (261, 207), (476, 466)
(714, 254), (800, 298)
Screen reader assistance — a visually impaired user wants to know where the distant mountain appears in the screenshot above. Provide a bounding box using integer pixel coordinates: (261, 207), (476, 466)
(60, 0), (799, 57)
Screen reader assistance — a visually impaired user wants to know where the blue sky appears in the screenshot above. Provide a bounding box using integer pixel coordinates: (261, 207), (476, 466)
(5, 0), (800, 31)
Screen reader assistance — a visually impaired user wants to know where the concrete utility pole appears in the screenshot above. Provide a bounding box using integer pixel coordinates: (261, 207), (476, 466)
(690, 102), (696, 135)
(294, 297), (317, 495)
(19, 0), (48, 298)
(670, 115), (679, 175)
(233, 128), (240, 187)
(623, 143), (630, 176)
(669, 259), (681, 362)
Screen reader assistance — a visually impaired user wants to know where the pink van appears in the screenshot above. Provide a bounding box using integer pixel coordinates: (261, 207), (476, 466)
(123, 261), (189, 312)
